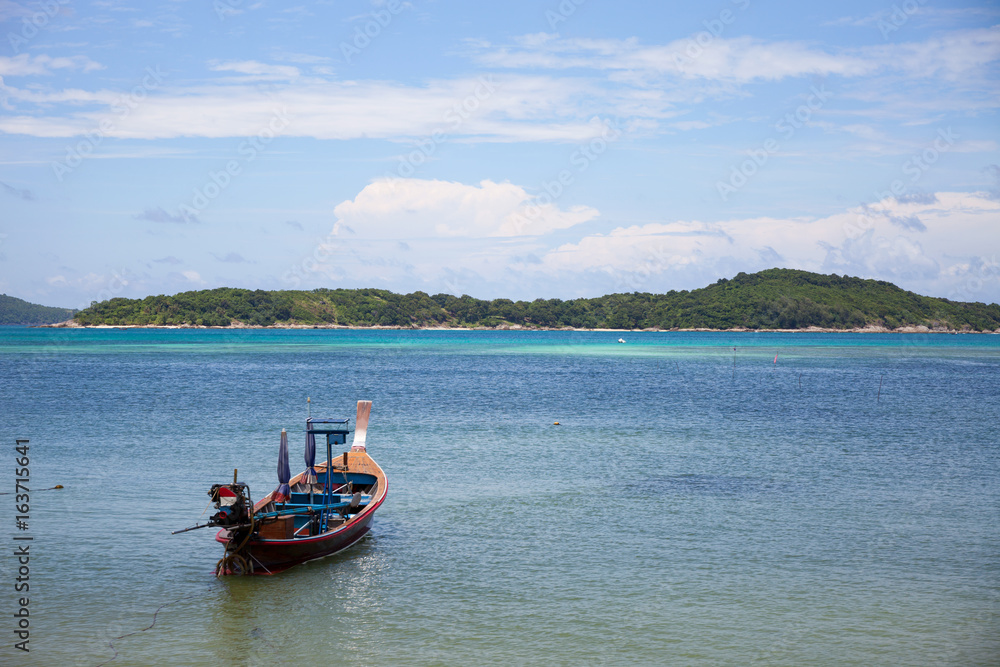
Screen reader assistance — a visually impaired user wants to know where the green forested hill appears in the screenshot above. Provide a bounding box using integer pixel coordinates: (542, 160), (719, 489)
(0, 294), (76, 325)
(70, 269), (1000, 331)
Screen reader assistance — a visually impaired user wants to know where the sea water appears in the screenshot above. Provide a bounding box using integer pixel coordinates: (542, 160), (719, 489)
(0, 328), (997, 665)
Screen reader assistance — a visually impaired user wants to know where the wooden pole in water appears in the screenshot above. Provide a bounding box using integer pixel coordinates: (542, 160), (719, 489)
(732, 347), (736, 380)
(799, 373), (802, 389)
(877, 374), (884, 403)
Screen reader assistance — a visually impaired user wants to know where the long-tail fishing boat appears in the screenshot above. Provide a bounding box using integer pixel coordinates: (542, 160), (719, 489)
(173, 400), (387, 575)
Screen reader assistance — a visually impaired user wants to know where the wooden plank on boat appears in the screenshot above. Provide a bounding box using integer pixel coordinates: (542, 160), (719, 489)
(258, 515), (295, 539)
(352, 400), (372, 450)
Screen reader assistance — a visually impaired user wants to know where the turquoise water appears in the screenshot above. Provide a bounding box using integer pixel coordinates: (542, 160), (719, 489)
(1, 328), (998, 665)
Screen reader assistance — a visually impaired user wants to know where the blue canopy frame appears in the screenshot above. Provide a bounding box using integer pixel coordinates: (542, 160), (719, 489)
(306, 418), (351, 533)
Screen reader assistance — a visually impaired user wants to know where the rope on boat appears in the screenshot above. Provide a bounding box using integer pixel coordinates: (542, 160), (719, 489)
(215, 510), (255, 576)
(247, 552), (273, 575)
(196, 496), (213, 519)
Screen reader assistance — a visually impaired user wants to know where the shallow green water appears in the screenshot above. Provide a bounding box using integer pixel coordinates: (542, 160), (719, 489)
(1, 329), (997, 665)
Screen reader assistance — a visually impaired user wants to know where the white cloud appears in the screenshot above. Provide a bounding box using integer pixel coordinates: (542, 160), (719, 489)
(671, 120), (714, 131)
(476, 27), (1000, 84)
(332, 178), (599, 239)
(478, 33), (873, 82)
(530, 192), (1000, 298)
(271, 51), (334, 65)
(209, 60), (301, 80)
(883, 27), (1000, 80)
(308, 187), (1000, 301)
(0, 74), (618, 142)
(1, 27), (996, 142)
(0, 54), (103, 76)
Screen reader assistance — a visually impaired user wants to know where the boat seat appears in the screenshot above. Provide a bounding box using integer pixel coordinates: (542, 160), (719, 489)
(291, 482), (327, 494)
(287, 491), (371, 506)
(279, 496), (370, 511)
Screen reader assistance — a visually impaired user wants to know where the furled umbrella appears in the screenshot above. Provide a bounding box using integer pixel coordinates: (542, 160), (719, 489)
(303, 429), (318, 502)
(274, 428), (291, 504)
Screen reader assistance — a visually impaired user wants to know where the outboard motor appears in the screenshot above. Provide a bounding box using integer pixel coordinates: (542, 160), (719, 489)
(208, 482), (251, 527)
(172, 475), (257, 575)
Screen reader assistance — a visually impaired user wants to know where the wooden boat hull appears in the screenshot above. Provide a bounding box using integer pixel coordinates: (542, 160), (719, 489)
(215, 451), (387, 575)
(215, 503), (380, 574)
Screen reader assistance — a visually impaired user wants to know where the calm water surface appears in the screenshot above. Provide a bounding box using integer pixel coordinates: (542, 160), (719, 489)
(0, 329), (997, 665)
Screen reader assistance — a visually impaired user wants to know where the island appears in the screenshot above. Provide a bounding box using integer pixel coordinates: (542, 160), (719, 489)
(0, 294), (77, 326)
(13, 269), (987, 332)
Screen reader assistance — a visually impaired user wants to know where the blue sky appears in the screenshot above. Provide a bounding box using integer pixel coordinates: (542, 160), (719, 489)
(1, 0), (998, 309)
